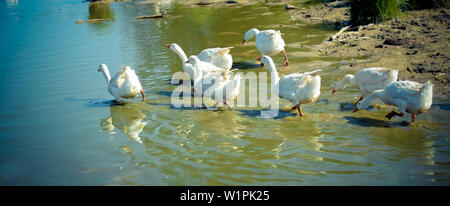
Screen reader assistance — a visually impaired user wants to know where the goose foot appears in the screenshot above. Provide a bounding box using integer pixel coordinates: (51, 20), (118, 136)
(113, 100), (124, 105)
(385, 111), (403, 120)
(292, 104), (303, 117)
(224, 101), (232, 110)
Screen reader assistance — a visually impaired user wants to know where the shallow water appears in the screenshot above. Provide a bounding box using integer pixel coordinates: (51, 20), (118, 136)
(0, 0), (449, 185)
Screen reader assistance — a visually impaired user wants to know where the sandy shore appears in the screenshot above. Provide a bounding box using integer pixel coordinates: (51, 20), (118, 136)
(287, 1), (449, 97)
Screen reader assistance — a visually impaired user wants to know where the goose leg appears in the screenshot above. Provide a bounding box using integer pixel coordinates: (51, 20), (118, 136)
(297, 104), (303, 117)
(140, 89), (145, 101)
(224, 101), (232, 110)
(282, 50), (288, 66)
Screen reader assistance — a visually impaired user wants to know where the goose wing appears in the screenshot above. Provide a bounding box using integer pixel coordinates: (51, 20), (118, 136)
(355, 67), (397, 93)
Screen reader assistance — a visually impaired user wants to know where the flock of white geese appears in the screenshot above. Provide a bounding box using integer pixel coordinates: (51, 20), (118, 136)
(98, 28), (433, 123)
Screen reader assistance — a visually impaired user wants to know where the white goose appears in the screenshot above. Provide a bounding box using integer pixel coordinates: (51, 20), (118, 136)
(261, 56), (321, 116)
(354, 80), (433, 122)
(204, 72), (241, 109)
(332, 67), (398, 105)
(198, 47), (233, 70)
(166, 43), (233, 73)
(189, 55), (230, 97)
(98, 64), (145, 104)
(242, 28), (288, 66)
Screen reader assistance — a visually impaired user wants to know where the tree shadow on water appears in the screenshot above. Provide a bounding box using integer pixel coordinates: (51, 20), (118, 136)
(343, 116), (409, 128)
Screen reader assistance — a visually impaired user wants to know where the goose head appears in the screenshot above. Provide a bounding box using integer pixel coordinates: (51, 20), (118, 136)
(260, 56), (275, 70)
(242, 28), (259, 44)
(165, 43), (177, 49)
(332, 74), (353, 94)
(166, 43), (182, 54)
(166, 43), (189, 63)
(98, 64), (107, 72)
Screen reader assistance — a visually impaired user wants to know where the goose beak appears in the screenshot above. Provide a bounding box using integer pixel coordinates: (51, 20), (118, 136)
(165, 44), (171, 48)
(353, 106), (358, 113)
(332, 89), (336, 94)
(185, 60), (190, 63)
(242, 40), (246, 45)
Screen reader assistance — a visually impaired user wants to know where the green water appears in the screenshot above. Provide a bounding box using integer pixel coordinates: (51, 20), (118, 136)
(0, 0), (449, 185)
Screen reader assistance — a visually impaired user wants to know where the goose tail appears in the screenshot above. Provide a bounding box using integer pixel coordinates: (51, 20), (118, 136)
(214, 48), (231, 57)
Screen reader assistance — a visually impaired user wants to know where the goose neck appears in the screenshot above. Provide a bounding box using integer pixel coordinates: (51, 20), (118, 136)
(101, 66), (112, 84)
(173, 46), (188, 63)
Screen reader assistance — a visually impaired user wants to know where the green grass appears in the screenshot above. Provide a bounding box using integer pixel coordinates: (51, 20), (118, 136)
(350, 0), (404, 25)
(350, 0), (448, 25)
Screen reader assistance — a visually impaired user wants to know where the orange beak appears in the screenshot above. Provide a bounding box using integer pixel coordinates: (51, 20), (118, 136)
(242, 40), (246, 45)
(185, 60), (190, 63)
(331, 89), (336, 94)
(165, 44), (171, 48)
(353, 106), (358, 113)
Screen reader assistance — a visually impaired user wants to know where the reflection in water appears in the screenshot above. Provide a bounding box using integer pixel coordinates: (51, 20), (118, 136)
(87, 2), (115, 33)
(373, 128), (435, 165)
(190, 110), (246, 139)
(278, 119), (324, 162)
(1, 0), (448, 186)
(6, 0), (18, 8)
(100, 103), (148, 144)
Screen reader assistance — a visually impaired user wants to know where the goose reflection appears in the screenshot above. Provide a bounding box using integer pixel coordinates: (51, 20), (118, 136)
(373, 128), (436, 166)
(100, 103), (147, 144)
(275, 119), (324, 162)
(188, 109), (247, 139)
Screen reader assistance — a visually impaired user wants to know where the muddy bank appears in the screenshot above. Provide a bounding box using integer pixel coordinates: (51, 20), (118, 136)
(287, 0), (350, 25)
(319, 9), (450, 96)
(286, 1), (450, 96)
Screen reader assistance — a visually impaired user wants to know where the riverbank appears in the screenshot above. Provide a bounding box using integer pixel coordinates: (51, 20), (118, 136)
(287, 1), (449, 96)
